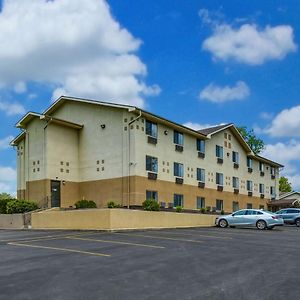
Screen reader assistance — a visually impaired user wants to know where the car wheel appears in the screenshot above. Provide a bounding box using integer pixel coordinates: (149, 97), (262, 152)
(218, 219), (228, 228)
(295, 219), (300, 227)
(256, 220), (267, 230)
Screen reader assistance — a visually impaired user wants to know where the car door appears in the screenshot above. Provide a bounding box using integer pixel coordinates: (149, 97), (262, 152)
(230, 210), (247, 226)
(245, 210), (259, 226)
(286, 209), (300, 224)
(276, 209), (289, 223)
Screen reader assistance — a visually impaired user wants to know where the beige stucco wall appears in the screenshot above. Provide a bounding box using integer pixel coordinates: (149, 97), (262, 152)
(31, 208), (217, 230)
(0, 214), (25, 229)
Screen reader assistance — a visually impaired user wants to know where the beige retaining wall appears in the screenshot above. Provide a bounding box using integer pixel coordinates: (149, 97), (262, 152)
(0, 214), (25, 229)
(31, 208), (217, 230)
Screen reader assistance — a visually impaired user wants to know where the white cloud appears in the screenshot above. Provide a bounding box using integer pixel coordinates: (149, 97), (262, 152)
(183, 122), (225, 131)
(0, 0), (160, 107)
(0, 136), (14, 149)
(199, 81), (250, 103)
(202, 24), (297, 65)
(0, 166), (16, 196)
(14, 81), (27, 94)
(0, 101), (26, 116)
(265, 105), (300, 137)
(259, 112), (274, 120)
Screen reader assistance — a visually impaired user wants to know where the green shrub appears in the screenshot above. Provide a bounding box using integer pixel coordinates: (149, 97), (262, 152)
(221, 210), (225, 215)
(107, 201), (121, 208)
(75, 200), (97, 209)
(0, 198), (15, 214)
(142, 199), (160, 211)
(200, 207), (206, 214)
(6, 200), (38, 214)
(175, 206), (183, 213)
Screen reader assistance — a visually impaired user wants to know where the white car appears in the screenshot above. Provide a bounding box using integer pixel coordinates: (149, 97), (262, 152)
(215, 209), (284, 230)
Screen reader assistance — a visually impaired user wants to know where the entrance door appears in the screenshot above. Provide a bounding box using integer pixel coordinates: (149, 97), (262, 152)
(51, 180), (61, 207)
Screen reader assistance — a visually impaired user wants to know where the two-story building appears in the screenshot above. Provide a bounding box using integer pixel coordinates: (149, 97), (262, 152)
(11, 96), (283, 212)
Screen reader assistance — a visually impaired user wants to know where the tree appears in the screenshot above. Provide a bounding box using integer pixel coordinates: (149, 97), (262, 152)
(279, 176), (292, 193)
(237, 126), (265, 154)
(0, 192), (14, 200)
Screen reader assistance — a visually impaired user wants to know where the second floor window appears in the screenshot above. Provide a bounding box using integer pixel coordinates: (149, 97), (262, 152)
(146, 155), (158, 173)
(146, 120), (157, 138)
(197, 168), (205, 182)
(247, 157), (252, 168)
(174, 162), (184, 178)
(232, 177), (239, 189)
(174, 131), (184, 145)
(270, 167), (276, 176)
(197, 139), (205, 153)
(216, 172), (223, 186)
(232, 151), (239, 164)
(216, 145), (223, 159)
(247, 180), (253, 191)
(259, 184), (264, 194)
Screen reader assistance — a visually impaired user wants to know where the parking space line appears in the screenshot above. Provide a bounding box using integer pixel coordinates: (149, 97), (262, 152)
(8, 242), (111, 257)
(149, 231), (232, 240)
(68, 236), (165, 249)
(0, 232), (92, 243)
(114, 232), (204, 244)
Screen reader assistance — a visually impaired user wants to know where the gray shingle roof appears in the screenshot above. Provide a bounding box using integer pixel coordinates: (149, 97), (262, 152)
(197, 123), (232, 136)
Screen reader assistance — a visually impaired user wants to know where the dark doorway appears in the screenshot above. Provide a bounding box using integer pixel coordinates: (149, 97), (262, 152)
(51, 180), (61, 207)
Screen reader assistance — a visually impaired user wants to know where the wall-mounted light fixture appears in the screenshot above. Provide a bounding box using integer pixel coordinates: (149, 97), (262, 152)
(164, 130), (168, 135)
(62, 180), (66, 185)
(100, 124), (106, 129)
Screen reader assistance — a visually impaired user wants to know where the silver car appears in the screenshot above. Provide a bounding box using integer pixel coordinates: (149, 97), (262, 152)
(275, 208), (300, 226)
(215, 209), (284, 230)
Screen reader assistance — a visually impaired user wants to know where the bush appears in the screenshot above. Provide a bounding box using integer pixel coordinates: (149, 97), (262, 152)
(175, 206), (183, 213)
(75, 200), (97, 209)
(0, 198), (15, 214)
(200, 207), (206, 214)
(6, 200), (38, 214)
(107, 201), (121, 208)
(142, 199), (160, 211)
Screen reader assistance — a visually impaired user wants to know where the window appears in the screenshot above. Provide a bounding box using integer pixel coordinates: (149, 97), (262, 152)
(232, 201), (239, 212)
(146, 190), (158, 201)
(174, 162), (184, 177)
(270, 167), (275, 176)
(216, 199), (223, 210)
(197, 168), (205, 182)
(259, 205), (265, 210)
(197, 139), (205, 153)
(232, 177), (239, 189)
(247, 203), (252, 209)
(146, 155), (158, 173)
(146, 120), (157, 138)
(174, 131), (184, 145)
(197, 197), (205, 209)
(174, 194), (183, 207)
(216, 173), (223, 186)
(247, 157), (252, 168)
(232, 151), (239, 164)
(246, 180), (253, 191)
(216, 145), (223, 159)
(270, 186), (276, 197)
(259, 162), (264, 172)
(259, 184), (264, 194)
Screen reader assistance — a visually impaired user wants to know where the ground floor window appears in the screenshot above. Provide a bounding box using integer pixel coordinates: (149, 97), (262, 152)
(247, 203), (252, 209)
(259, 205), (265, 210)
(196, 197), (205, 209)
(146, 190), (158, 201)
(216, 199), (223, 211)
(174, 194), (184, 207)
(232, 201), (239, 212)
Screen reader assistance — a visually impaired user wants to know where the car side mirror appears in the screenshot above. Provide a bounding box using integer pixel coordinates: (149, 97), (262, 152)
(232, 213), (235, 217)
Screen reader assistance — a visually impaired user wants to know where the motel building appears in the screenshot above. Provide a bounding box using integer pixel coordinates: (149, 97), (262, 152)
(10, 96), (283, 213)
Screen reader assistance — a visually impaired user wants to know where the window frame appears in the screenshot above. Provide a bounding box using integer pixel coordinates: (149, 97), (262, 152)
(216, 172), (224, 186)
(232, 151), (239, 164)
(247, 157), (252, 168)
(216, 199), (223, 211)
(196, 139), (205, 153)
(146, 190), (158, 201)
(174, 162), (184, 178)
(246, 180), (253, 191)
(216, 145), (224, 159)
(197, 168), (205, 182)
(196, 197), (205, 209)
(146, 155), (158, 173)
(174, 194), (184, 207)
(174, 130), (184, 146)
(145, 120), (158, 138)
(232, 177), (239, 189)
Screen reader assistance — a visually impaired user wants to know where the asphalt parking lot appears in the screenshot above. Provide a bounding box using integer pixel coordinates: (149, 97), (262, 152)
(0, 226), (299, 300)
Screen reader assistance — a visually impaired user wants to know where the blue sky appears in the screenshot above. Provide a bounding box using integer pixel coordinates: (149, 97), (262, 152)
(1, 0), (300, 194)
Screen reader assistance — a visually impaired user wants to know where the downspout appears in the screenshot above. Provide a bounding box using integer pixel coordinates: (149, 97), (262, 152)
(43, 116), (52, 207)
(127, 110), (142, 209)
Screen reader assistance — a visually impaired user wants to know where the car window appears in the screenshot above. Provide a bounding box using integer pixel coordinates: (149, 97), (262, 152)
(246, 210), (257, 215)
(287, 209), (299, 214)
(277, 209), (287, 214)
(233, 210), (246, 216)
(257, 211), (263, 215)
